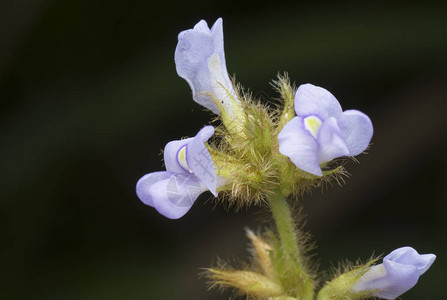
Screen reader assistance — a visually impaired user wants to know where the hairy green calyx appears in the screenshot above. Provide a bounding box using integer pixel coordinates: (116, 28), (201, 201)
(208, 74), (347, 209)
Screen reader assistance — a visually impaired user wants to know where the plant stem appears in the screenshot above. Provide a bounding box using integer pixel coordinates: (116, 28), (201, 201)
(268, 190), (314, 300)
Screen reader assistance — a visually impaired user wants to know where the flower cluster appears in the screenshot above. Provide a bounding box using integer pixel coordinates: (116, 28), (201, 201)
(136, 18), (436, 299)
(137, 18), (373, 217)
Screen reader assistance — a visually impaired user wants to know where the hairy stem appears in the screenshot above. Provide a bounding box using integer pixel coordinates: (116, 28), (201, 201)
(268, 190), (314, 299)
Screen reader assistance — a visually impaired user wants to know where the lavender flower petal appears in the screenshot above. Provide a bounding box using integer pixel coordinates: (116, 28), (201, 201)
(278, 116), (321, 176)
(337, 109), (373, 156)
(294, 84), (343, 120)
(317, 117), (349, 163)
(175, 18), (237, 115)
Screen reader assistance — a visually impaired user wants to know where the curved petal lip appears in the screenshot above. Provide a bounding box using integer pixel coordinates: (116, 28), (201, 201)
(149, 174), (205, 219)
(136, 171), (175, 207)
(337, 109), (373, 156)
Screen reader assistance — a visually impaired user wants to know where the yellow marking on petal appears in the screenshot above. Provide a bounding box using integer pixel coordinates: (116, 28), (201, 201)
(304, 115), (323, 139)
(177, 146), (192, 173)
(208, 53), (221, 71)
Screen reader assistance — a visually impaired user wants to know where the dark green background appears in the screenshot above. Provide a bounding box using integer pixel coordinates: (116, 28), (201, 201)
(1, 1), (446, 299)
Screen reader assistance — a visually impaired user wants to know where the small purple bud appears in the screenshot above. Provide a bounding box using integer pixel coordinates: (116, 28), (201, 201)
(352, 247), (436, 299)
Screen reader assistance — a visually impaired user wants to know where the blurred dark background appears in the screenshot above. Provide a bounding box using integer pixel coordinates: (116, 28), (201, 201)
(1, 0), (446, 299)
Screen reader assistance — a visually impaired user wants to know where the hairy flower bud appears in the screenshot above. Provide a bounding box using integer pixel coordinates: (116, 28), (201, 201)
(352, 247), (436, 299)
(208, 269), (283, 297)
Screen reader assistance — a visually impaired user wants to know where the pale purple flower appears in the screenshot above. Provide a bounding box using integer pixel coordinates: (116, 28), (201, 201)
(136, 126), (217, 219)
(175, 18), (239, 116)
(278, 84), (373, 176)
(352, 247), (436, 299)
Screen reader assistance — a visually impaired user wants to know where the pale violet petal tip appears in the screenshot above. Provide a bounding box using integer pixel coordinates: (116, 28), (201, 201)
(193, 19), (210, 31)
(418, 254), (436, 275)
(211, 18), (223, 34)
(294, 83), (343, 120)
(197, 125), (215, 142)
(278, 117), (322, 176)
